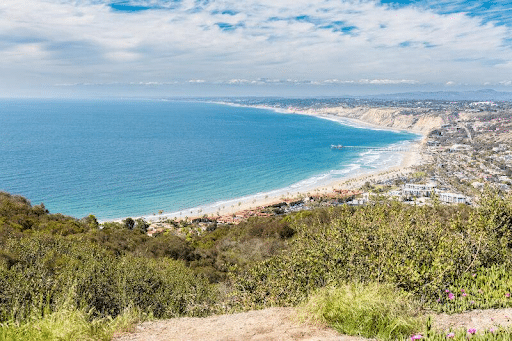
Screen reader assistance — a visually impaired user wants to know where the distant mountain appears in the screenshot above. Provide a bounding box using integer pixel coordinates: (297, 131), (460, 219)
(367, 89), (512, 101)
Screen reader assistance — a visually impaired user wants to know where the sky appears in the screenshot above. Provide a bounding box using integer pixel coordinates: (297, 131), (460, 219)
(1, 0), (512, 98)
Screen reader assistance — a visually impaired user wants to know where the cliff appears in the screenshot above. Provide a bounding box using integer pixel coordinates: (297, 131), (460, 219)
(310, 106), (444, 135)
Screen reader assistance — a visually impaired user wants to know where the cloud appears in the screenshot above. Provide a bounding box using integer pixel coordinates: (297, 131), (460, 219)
(323, 79), (356, 84)
(0, 0), (511, 95)
(226, 79), (251, 84)
(359, 79), (420, 85)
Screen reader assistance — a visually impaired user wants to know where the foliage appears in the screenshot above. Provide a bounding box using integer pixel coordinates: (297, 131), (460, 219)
(188, 216), (295, 283)
(2, 190), (512, 340)
(300, 282), (424, 340)
(0, 305), (140, 341)
(0, 192), (88, 236)
(408, 326), (512, 341)
(0, 236), (216, 323)
(230, 196), (512, 309)
(432, 264), (512, 313)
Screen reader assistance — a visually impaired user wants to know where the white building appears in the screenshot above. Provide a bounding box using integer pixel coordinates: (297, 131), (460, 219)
(402, 183), (436, 197)
(437, 191), (467, 204)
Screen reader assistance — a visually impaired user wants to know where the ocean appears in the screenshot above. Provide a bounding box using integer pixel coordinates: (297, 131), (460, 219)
(0, 99), (418, 220)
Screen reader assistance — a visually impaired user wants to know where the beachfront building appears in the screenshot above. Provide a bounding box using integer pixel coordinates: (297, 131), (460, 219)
(402, 183), (436, 197)
(437, 191), (467, 204)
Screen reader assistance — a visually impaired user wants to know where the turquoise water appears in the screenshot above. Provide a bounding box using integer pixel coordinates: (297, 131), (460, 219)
(0, 99), (416, 220)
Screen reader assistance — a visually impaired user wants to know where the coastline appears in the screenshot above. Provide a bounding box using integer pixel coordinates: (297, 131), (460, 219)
(105, 104), (428, 224)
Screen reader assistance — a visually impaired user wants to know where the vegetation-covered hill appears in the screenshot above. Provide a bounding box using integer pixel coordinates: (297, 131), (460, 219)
(1, 191), (512, 340)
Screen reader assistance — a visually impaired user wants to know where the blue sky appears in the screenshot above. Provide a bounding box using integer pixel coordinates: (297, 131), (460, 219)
(1, 0), (511, 97)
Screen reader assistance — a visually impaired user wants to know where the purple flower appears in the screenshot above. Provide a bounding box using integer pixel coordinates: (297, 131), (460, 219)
(445, 289), (450, 293)
(470, 301), (475, 304)
(411, 334), (422, 340)
(461, 289), (465, 293)
(437, 298), (441, 303)
(506, 293), (510, 298)
(489, 328), (495, 333)
(446, 332), (455, 338)
(468, 328), (476, 335)
(462, 293), (467, 297)
(448, 293), (455, 300)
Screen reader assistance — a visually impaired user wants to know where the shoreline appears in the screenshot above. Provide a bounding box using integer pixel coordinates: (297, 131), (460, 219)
(103, 103), (427, 224)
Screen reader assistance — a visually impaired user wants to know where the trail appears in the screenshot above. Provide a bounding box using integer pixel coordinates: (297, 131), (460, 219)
(114, 307), (512, 341)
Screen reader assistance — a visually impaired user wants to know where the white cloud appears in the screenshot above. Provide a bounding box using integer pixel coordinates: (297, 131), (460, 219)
(104, 51), (141, 62)
(0, 0), (511, 95)
(323, 79), (355, 84)
(359, 79), (420, 85)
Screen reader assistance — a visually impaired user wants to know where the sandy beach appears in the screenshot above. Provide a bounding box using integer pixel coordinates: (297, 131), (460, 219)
(127, 107), (428, 225)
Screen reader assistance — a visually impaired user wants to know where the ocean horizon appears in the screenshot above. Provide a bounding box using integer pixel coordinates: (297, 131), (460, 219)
(0, 99), (418, 220)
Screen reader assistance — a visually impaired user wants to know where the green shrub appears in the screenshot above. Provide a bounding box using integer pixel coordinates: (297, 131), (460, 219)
(409, 326), (512, 341)
(0, 305), (141, 341)
(0, 235), (217, 323)
(230, 196), (512, 309)
(432, 264), (512, 313)
(300, 282), (424, 340)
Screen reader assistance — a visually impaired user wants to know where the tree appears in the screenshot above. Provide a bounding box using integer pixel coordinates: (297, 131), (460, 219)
(135, 218), (150, 234)
(82, 214), (99, 229)
(123, 217), (135, 230)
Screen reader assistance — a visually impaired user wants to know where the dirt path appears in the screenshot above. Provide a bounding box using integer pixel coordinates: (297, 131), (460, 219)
(432, 308), (512, 332)
(114, 307), (512, 341)
(113, 307), (365, 341)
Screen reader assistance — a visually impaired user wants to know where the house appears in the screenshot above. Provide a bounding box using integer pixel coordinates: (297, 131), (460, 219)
(437, 191), (467, 204)
(402, 183), (436, 197)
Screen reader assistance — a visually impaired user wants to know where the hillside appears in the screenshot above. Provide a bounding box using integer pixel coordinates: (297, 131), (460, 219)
(2, 191), (512, 340)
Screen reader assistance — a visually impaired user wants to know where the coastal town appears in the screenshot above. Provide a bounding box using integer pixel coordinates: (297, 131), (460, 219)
(141, 98), (512, 237)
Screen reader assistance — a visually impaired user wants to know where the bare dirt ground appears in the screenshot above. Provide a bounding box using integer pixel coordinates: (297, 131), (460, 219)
(113, 307), (366, 341)
(114, 307), (512, 341)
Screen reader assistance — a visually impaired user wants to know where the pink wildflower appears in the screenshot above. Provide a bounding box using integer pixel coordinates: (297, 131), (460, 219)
(506, 293), (510, 298)
(468, 328), (476, 335)
(445, 289), (450, 293)
(411, 334), (422, 340)
(446, 332), (455, 338)
(489, 328), (495, 333)
(461, 289), (465, 293)
(448, 292), (455, 300)
(462, 293), (467, 297)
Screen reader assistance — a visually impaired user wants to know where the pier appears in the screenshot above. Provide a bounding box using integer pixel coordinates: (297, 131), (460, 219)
(330, 144), (417, 152)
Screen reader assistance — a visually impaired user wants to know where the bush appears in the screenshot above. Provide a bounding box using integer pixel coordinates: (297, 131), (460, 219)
(300, 282), (424, 340)
(432, 264), (512, 313)
(0, 235), (217, 323)
(0, 304), (141, 341)
(230, 197), (512, 309)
